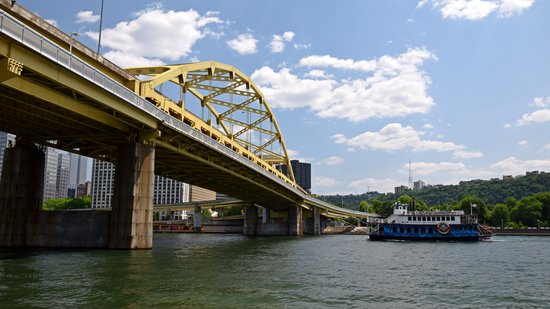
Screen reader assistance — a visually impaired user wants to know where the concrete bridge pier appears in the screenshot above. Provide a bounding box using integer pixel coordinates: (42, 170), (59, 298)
(288, 205), (303, 236)
(243, 204), (258, 236)
(109, 142), (154, 249)
(193, 206), (202, 233)
(0, 140), (44, 246)
(313, 207), (321, 235)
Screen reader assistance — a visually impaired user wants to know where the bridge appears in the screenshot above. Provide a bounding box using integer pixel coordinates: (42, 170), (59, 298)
(0, 1), (374, 249)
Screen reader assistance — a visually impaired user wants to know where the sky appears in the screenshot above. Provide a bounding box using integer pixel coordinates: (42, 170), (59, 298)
(17, 0), (550, 194)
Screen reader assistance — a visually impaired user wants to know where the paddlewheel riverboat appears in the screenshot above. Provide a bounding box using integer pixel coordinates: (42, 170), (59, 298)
(369, 202), (492, 241)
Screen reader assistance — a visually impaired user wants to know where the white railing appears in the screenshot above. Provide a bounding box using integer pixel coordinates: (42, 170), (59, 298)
(0, 8), (370, 217)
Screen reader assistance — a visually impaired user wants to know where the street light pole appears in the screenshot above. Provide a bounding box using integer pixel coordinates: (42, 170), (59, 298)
(69, 32), (79, 54)
(97, 0), (105, 53)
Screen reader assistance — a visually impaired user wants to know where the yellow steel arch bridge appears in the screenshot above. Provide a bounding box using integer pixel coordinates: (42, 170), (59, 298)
(0, 2), (373, 220)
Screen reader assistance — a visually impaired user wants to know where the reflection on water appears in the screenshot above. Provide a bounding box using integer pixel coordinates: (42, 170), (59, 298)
(1, 234), (549, 308)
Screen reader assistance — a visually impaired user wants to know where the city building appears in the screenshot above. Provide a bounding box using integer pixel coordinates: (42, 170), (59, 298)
(0, 131), (15, 179)
(413, 180), (426, 191)
(91, 159), (190, 219)
(394, 185), (409, 194)
(68, 153), (89, 197)
(55, 152), (70, 199)
(76, 181), (92, 197)
(279, 160), (311, 193)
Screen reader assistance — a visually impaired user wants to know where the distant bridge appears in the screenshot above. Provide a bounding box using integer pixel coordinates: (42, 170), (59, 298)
(0, 1), (374, 249)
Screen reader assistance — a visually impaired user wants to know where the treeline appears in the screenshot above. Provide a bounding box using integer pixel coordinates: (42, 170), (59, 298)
(42, 196), (91, 210)
(359, 193), (550, 228)
(319, 171), (550, 227)
(320, 171), (550, 208)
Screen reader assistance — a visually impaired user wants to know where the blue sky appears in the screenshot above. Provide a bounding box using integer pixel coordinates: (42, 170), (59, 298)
(18, 0), (550, 194)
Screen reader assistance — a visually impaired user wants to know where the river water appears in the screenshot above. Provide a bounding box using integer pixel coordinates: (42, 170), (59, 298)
(1, 234), (549, 308)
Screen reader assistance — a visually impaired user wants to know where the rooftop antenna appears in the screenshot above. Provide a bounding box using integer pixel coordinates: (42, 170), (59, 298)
(408, 157), (413, 190)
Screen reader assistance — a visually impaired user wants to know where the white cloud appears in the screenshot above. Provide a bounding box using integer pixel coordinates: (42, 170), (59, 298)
(498, 0), (536, 17)
(86, 5), (224, 67)
(332, 123), (481, 159)
(304, 69), (333, 79)
(313, 176), (339, 187)
(102, 51), (164, 68)
(227, 33), (258, 55)
(349, 177), (398, 194)
(532, 96), (550, 108)
(45, 19), (58, 26)
(294, 43), (311, 50)
(544, 143), (550, 150)
(323, 156), (344, 165)
(419, 0), (535, 20)
(516, 109), (550, 126)
(408, 161), (467, 176)
(518, 140), (529, 147)
(251, 67), (335, 110)
(490, 157), (550, 175)
(269, 31), (295, 53)
(422, 123), (434, 129)
(454, 149), (483, 159)
(251, 47), (436, 122)
(76, 11), (100, 23)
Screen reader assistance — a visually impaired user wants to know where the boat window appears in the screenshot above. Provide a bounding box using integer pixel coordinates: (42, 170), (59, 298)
(427, 217), (431, 221)
(432, 217), (436, 221)
(421, 227), (425, 234)
(400, 227), (404, 233)
(422, 217), (426, 221)
(428, 227), (433, 234)
(446, 216), (450, 221)
(408, 216), (411, 221)
(414, 227), (418, 233)
(413, 217), (416, 221)
(406, 227), (411, 233)
(437, 216), (441, 221)
(393, 227), (397, 233)
(451, 216), (455, 221)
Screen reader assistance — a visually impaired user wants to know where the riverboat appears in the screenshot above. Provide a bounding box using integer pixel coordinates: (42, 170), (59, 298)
(368, 202), (492, 241)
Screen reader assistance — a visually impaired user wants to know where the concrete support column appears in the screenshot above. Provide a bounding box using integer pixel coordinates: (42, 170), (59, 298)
(109, 142), (154, 249)
(193, 206), (202, 233)
(288, 205), (303, 236)
(313, 207), (321, 235)
(0, 142), (44, 246)
(243, 204), (258, 236)
(262, 207), (270, 224)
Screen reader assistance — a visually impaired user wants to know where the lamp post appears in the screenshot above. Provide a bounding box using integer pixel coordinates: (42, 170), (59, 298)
(97, 0), (105, 53)
(501, 218), (503, 229)
(69, 32), (79, 54)
(537, 219), (540, 229)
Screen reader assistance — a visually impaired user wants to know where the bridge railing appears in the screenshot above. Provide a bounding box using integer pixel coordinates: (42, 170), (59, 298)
(0, 8), (302, 197)
(1, 9), (373, 217)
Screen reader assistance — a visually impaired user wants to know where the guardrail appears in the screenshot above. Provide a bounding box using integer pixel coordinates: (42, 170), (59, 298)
(0, 8), (373, 217)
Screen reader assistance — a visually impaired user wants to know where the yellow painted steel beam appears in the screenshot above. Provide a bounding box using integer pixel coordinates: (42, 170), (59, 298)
(126, 61), (296, 183)
(0, 42), (159, 130)
(156, 138), (299, 206)
(2, 77), (132, 133)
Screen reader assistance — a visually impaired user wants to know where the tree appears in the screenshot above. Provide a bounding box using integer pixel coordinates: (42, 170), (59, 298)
(487, 203), (510, 227)
(359, 201), (369, 212)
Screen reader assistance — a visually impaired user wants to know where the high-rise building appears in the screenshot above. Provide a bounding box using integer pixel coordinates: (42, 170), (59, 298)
(91, 159), (115, 208)
(43, 147), (60, 200)
(55, 152), (70, 198)
(0, 131), (16, 179)
(91, 159), (189, 211)
(68, 153), (89, 197)
(413, 180), (426, 191)
(279, 160), (311, 193)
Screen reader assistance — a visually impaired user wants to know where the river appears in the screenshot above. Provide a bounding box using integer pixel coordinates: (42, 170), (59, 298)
(1, 234), (549, 308)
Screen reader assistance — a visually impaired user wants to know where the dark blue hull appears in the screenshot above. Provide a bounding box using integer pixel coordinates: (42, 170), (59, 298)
(369, 223), (490, 241)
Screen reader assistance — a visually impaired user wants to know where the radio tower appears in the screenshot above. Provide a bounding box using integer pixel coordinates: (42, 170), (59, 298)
(408, 157), (413, 190)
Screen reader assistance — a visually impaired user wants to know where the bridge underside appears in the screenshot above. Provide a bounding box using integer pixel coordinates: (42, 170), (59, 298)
(0, 78), (297, 211)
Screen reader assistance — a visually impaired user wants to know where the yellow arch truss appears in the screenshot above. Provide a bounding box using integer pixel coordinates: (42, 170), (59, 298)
(126, 61), (296, 184)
